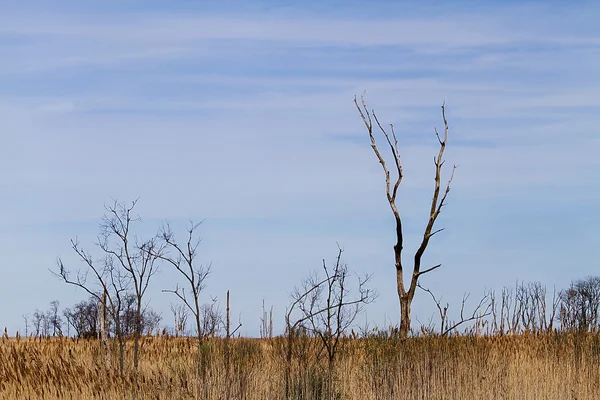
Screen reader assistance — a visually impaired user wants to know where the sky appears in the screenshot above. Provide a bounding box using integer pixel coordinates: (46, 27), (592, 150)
(1, 1), (599, 337)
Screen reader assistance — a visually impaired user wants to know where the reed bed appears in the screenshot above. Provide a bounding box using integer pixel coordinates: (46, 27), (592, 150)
(1, 333), (599, 399)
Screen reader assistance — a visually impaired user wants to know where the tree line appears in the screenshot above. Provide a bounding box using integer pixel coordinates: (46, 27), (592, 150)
(23, 295), (162, 339)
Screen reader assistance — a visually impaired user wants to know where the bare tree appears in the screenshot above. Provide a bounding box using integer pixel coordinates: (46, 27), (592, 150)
(560, 276), (600, 332)
(99, 199), (164, 371)
(287, 246), (377, 400)
(260, 299), (274, 339)
(171, 303), (189, 337)
(22, 314), (29, 338)
(47, 300), (63, 337)
(155, 221), (211, 342)
(54, 237), (129, 374)
(202, 296), (225, 338)
(141, 308), (162, 336)
(116, 293), (162, 337)
(355, 94), (455, 338)
(32, 310), (43, 337)
(152, 220), (214, 395)
(63, 297), (100, 338)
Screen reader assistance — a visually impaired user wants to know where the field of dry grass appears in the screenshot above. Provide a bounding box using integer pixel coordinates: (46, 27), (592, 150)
(1, 333), (600, 399)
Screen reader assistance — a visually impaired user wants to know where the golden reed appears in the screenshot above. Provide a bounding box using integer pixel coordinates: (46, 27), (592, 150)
(1, 333), (599, 399)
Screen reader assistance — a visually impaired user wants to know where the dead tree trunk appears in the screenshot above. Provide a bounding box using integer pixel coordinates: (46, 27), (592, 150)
(355, 95), (455, 338)
(100, 289), (109, 368)
(225, 290), (231, 400)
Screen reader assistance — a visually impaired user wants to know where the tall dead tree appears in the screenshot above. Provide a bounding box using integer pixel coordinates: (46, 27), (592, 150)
(355, 95), (456, 338)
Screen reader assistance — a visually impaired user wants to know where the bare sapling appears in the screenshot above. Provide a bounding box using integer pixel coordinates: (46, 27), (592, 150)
(417, 284), (492, 336)
(286, 245), (377, 400)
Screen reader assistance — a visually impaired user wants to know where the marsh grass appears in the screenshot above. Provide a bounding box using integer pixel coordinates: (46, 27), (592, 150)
(1, 333), (600, 399)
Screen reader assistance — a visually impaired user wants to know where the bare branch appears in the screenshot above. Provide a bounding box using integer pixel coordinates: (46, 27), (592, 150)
(417, 283), (449, 335)
(427, 228), (445, 239)
(416, 263), (442, 278)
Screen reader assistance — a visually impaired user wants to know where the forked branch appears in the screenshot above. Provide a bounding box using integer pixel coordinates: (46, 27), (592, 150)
(354, 94), (403, 210)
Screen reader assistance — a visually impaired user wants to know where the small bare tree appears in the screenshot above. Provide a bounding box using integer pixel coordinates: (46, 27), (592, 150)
(171, 303), (189, 337)
(203, 296), (225, 338)
(32, 310), (43, 337)
(154, 221), (211, 342)
(287, 246), (377, 400)
(22, 314), (29, 338)
(355, 94), (455, 338)
(260, 299), (274, 339)
(63, 297), (101, 338)
(418, 284), (492, 336)
(47, 300), (63, 337)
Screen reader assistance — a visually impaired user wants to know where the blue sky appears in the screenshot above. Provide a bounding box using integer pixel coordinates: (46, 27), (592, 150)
(1, 1), (599, 336)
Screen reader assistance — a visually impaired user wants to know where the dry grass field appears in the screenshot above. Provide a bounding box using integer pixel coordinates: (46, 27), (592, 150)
(1, 333), (600, 399)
